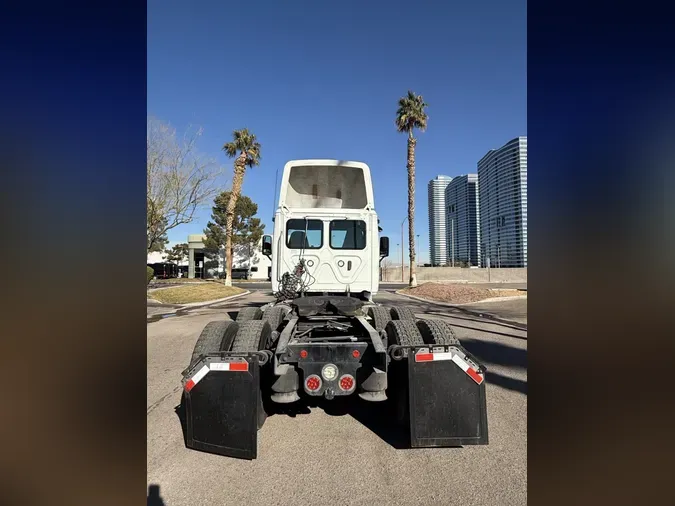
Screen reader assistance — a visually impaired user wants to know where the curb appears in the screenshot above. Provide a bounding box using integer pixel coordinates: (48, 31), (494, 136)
(148, 282), (210, 293)
(146, 290), (250, 317)
(178, 290), (251, 308)
(393, 290), (527, 307)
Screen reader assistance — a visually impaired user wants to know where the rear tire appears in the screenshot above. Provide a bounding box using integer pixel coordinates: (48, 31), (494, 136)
(231, 320), (272, 429)
(367, 306), (392, 331)
(384, 320), (423, 426)
(189, 320), (239, 370)
(416, 319), (460, 346)
(385, 319), (424, 346)
(231, 320), (272, 352)
(390, 306), (417, 321)
(236, 306), (263, 322)
(262, 305), (290, 331)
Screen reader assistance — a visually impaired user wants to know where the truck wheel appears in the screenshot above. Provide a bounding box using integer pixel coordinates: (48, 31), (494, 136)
(367, 306), (391, 331)
(189, 320), (239, 370)
(390, 306), (417, 321)
(385, 319), (424, 346)
(384, 320), (423, 426)
(416, 319), (460, 346)
(231, 320), (272, 352)
(230, 320), (272, 429)
(262, 305), (289, 331)
(236, 306), (263, 322)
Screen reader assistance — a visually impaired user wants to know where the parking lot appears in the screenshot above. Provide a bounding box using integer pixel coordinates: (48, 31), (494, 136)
(147, 289), (527, 505)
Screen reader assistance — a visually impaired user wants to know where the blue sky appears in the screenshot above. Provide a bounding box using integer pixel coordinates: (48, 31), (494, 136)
(148, 0), (526, 263)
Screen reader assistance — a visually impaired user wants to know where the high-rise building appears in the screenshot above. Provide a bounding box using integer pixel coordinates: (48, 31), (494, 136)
(477, 136), (527, 268)
(445, 174), (481, 267)
(427, 175), (453, 266)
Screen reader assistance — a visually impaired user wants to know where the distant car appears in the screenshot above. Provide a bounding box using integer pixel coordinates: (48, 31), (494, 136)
(220, 268), (250, 280)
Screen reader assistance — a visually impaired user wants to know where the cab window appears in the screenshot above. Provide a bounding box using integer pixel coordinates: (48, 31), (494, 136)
(330, 220), (366, 250)
(286, 219), (323, 249)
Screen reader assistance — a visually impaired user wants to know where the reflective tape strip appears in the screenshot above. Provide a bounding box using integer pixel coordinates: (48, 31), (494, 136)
(185, 365), (210, 392)
(210, 361), (249, 372)
(451, 354), (484, 385)
(414, 351), (484, 384)
(415, 351), (453, 362)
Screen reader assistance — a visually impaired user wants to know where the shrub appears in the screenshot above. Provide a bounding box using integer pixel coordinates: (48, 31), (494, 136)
(147, 266), (155, 285)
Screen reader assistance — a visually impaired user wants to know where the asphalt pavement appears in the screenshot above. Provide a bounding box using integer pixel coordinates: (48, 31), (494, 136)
(147, 290), (527, 505)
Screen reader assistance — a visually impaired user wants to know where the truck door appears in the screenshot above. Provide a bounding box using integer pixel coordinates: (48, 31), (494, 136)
(326, 218), (369, 285)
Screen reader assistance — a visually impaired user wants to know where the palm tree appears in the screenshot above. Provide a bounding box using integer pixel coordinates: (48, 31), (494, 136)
(222, 128), (261, 286)
(395, 90), (428, 287)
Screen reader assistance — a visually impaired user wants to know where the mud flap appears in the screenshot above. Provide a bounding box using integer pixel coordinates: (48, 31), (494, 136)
(182, 354), (261, 459)
(407, 346), (488, 447)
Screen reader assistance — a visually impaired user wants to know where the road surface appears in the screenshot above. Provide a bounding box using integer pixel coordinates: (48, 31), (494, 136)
(147, 290), (527, 505)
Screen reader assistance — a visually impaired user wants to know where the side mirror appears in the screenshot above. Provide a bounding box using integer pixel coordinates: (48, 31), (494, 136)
(262, 235), (273, 256)
(379, 236), (389, 257)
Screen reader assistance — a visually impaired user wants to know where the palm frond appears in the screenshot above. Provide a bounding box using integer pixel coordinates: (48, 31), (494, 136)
(395, 90), (429, 134)
(222, 128), (261, 167)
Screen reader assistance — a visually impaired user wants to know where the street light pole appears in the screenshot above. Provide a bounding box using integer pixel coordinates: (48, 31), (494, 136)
(396, 244), (403, 282)
(416, 234), (420, 267)
(401, 216), (408, 283)
(451, 217), (455, 267)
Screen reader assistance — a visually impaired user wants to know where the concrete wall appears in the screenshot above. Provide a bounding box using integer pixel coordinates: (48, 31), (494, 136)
(380, 266), (527, 283)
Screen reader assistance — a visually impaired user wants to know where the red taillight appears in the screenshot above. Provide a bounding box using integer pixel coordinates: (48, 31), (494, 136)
(339, 375), (355, 392)
(352, 349), (360, 358)
(305, 375), (321, 391)
(300, 350), (308, 359)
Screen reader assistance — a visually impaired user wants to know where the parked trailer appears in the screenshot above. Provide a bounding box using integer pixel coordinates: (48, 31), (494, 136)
(180, 160), (488, 459)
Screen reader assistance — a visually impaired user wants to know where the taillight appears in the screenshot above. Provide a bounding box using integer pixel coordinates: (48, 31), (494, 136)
(299, 350), (308, 359)
(352, 349), (361, 358)
(305, 375), (322, 392)
(338, 374), (355, 392)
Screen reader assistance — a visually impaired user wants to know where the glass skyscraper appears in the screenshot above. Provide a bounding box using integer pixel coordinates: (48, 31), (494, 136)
(477, 137), (527, 268)
(445, 174), (481, 266)
(427, 175), (453, 266)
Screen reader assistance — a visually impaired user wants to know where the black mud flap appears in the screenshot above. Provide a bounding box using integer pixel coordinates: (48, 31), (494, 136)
(182, 354), (261, 459)
(407, 346), (488, 447)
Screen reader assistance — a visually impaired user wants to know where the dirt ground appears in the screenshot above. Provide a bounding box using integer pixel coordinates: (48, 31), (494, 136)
(400, 282), (526, 304)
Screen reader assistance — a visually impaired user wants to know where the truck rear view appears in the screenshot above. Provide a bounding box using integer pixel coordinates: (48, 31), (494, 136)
(180, 160), (489, 459)
(270, 160), (380, 299)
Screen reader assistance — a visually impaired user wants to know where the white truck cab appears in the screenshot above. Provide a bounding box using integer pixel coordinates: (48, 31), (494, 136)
(263, 160), (389, 299)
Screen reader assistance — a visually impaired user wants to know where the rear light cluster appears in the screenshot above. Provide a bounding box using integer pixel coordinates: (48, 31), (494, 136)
(305, 375), (322, 391)
(339, 374), (355, 392)
(304, 371), (356, 393)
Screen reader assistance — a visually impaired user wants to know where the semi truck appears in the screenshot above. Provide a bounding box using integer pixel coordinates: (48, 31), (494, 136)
(181, 159), (488, 459)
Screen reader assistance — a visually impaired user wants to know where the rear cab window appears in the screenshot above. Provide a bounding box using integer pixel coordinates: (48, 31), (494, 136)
(286, 219), (323, 249)
(330, 220), (366, 250)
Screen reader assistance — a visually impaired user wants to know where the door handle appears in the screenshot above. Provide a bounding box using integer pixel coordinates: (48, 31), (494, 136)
(347, 260), (352, 271)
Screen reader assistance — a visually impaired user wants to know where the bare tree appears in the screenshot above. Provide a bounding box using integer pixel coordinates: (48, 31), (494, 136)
(380, 258), (392, 282)
(147, 116), (225, 252)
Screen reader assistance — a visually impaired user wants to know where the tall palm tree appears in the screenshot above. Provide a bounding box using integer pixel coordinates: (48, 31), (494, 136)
(222, 128), (261, 286)
(395, 90), (428, 287)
